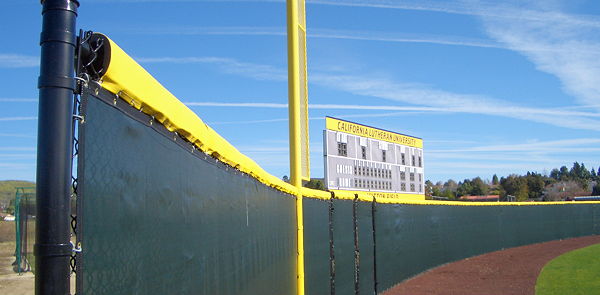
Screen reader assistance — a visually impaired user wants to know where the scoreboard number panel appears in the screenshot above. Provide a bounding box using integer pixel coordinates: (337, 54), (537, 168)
(324, 117), (425, 200)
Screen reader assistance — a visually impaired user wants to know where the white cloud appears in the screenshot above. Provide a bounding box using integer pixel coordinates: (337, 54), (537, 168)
(473, 1), (600, 111)
(0, 163), (35, 170)
(0, 54), (38, 68)
(0, 133), (35, 138)
(426, 138), (600, 173)
(207, 111), (429, 125)
(0, 98), (37, 102)
(310, 28), (502, 48)
(0, 153), (36, 160)
(187, 101), (445, 111)
(425, 137), (600, 179)
(147, 52), (600, 131)
(0, 116), (37, 121)
(186, 102), (287, 108)
(310, 73), (600, 131)
(189, 100), (600, 118)
(128, 25), (503, 49)
(429, 138), (600, 153)
(209, 118), (289, 125)
(0, 147), (36, 152)
(238, 144), (322, 154)
(88, 0), (600, 30)
(426, 153), (555, 163)
(137, 56), (286, 81)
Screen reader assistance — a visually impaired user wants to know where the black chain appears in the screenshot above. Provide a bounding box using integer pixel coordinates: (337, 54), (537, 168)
(69, 66), (83, 276)
(372, 198), (378, 295)
(329, 192), (336, 295)
(70, 254), (77, 274)
(353, 194), (360, 295)
(70, 214), (77, 236)
(72, 135), (79, 157)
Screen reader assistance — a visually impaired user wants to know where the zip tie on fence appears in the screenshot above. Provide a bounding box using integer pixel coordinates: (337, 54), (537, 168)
(91, 80), (102, 95)
(75, 72), (90, 89)
(74, 76), (88, 88)
(73, 114), (85, 123)
(114, 91), (121, 105)
(70, 241), (82, 253)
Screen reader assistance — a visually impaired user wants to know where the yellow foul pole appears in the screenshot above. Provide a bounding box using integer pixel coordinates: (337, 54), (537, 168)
(287, 0), (308, 293)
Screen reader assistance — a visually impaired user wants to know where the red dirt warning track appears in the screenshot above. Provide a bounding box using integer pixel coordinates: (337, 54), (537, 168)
(383, 235), (600, 295)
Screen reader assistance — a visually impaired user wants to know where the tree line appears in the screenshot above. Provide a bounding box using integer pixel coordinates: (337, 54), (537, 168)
(426, 162), (600, 201)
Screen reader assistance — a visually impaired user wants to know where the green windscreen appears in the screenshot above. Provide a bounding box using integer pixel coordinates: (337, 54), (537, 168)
(77, 87), (297, 294)
(303, 199), (600, 294)
(373, 202), (600, 292)
(78, 86), (600, 295)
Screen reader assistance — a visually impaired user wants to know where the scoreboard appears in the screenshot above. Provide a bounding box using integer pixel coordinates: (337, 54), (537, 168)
(323, 117), (425, 200)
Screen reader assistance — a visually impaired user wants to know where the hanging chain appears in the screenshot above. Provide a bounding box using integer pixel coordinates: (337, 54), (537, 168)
(69, 30), (91, 276)
(353, 194), (360, 295)
(329, 192), (336, 295)
(69, 87), (81, 275)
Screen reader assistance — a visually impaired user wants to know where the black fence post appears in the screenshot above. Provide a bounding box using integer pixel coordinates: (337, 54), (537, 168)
(36, 1), (79, 294)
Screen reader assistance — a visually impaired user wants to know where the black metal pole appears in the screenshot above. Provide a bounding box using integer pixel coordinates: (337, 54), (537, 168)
(36, 1), (79, 294)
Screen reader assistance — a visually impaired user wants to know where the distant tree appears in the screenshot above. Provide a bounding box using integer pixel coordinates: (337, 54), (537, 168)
(304, 179), (325, 190)
(500, 175), (529, 201)
(549, 168), (560, 180)
(525, 173), (545, 199)
(492, 174), (499, 185)
(580, 163), (592, 180)
(425, 180), (434, 198)
(559, 166), (570, 180)
(516, 184), (529, 201)
(441, 189), (456, 200)
(488, 186), (501, 196)
(570, 162), (582, 179)
(443, 179), (458, 192)
(432, 181), (444, 196)
(593, 184), (600, 196)
(591, 167), (597, 179)
(282, 175), (290, 183)
(471, 177), (489, 196)
(456, 179), (473, 197)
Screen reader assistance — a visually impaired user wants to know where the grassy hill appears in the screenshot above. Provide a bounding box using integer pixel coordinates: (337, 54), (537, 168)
(0, 181), (35, 212)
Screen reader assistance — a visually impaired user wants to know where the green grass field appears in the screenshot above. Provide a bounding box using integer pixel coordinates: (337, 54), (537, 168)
(536, 243), (600, 295)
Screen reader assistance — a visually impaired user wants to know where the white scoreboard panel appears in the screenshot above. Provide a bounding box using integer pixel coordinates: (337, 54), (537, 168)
(324, 117), (424, 198)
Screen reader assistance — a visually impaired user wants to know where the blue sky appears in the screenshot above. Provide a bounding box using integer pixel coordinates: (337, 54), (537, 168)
(2, 0), (600, 183)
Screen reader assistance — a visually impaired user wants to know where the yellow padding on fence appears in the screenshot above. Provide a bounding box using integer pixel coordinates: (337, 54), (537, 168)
(95, 34), (600, 207)
(97, 34), (299, 197)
